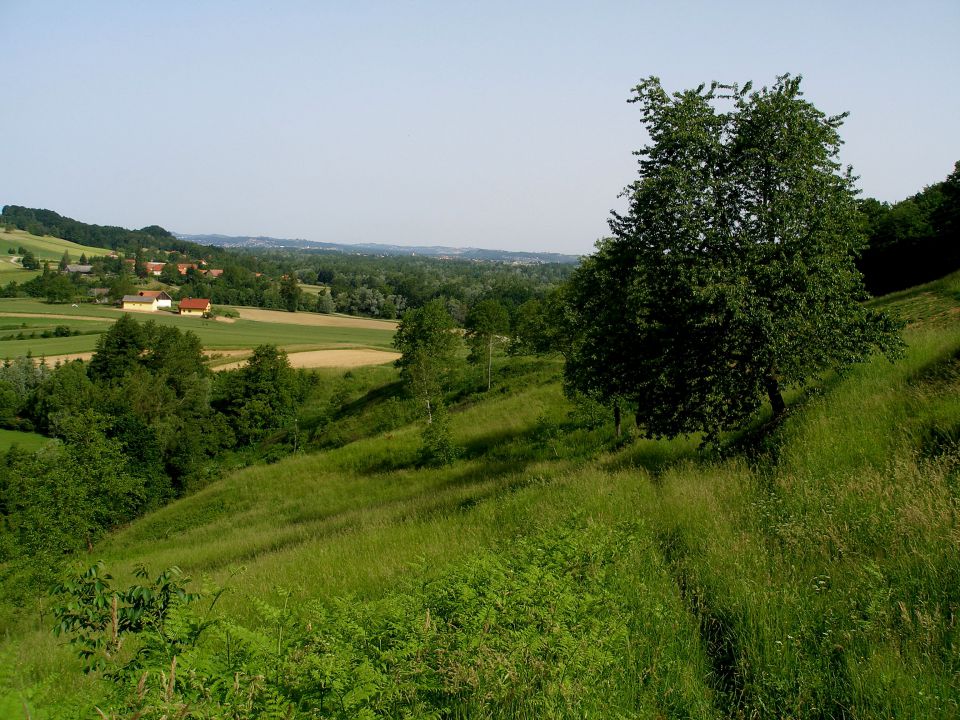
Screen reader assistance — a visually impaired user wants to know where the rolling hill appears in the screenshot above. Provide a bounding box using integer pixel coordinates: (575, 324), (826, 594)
(2, 272), (959, 718)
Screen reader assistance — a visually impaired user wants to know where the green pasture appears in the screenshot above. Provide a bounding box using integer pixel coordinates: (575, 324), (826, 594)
(0, 428), (51, 452)
(299, 282), (329, 296)
(0, 257), (40, 282)
(0, 299), (397, 356)
(0, 227), (106, 262)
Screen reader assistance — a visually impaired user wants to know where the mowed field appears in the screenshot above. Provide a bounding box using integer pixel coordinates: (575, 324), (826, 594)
(0, 299), (399, 369)
(0, 228), (105, 262)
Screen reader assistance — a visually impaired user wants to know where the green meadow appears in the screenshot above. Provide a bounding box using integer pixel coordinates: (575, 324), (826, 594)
(0, 299), (398, 358)
(0, 428), (50, 453)
(0, 228), (105, 263)
(2, 273), (959, 718)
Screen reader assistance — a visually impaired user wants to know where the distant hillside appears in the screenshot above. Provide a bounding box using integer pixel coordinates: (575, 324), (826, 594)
(176, 233), (581, 265)
(1, 205), (204, 257)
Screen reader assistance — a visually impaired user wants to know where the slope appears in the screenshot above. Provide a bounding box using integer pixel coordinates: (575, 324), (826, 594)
(3, 272), (960, 718)
(0, 227), (106, 263)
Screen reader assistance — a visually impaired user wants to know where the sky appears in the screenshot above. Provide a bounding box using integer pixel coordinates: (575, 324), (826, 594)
(1, 1), (958, 255)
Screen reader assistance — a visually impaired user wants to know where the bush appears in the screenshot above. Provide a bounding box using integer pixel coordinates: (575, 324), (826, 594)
(418, 406), (460, 466)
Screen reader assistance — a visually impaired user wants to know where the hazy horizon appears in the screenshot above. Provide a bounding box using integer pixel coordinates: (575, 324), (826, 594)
(2, 1), (958, 254)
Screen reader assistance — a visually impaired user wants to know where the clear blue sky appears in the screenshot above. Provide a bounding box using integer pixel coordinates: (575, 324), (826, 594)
(2, 1), (958, 254)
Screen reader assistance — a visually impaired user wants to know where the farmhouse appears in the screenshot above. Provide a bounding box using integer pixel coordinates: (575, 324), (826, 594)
(178, 298), (211, 316)
(177, 263), (197, 275)
(137, 290), (172, 308)
(144, 261), (166, 276)
(121, 294), (158, 312)
(64, 264), (93, 274)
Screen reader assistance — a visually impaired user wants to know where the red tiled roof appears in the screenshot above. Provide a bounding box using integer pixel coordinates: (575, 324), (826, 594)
(138, 290), (170, 299)
(179, 298), (211, 310)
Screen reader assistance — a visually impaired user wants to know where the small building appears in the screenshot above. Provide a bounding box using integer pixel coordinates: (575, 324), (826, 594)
(88, 287), (110, 303)
(207, 268), (224, 278)
(121, 294), (158, 312)
(64, 264), (93, 274)
(178, 298), (211, 316)
(144, 261), (166, 276)
(137, 290), (172, 308)
(177, 263), (197, 275)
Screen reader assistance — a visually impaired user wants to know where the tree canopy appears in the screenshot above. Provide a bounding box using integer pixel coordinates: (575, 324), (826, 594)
(566, 75), (902, 441)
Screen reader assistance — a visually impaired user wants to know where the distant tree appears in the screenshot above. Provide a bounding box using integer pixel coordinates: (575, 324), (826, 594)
(20, 249), (39, 270)
(279, 274), (301, 313)
(315, 288), (335, 314)
(44, 274), (76, 304)
(394, 299), (460, 423)
(108, 271), (136, 302)
(58, 250), (71, 271)
(465, 299), (510, 391)
(159, 263), (182, 285)
(380, 298), (397, 320)
(79, 252), (88, 265)
(567, 75), (902, 442)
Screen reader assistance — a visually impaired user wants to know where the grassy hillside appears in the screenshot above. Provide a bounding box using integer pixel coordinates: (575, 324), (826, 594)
(2, 272), (959, 718)
(0, 227), (105, 263)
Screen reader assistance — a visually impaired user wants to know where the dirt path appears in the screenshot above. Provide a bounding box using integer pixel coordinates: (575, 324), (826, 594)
(215, 348), (400, 371)
(235, 308), (398, 330)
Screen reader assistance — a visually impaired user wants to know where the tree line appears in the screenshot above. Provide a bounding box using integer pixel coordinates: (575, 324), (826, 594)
(858, 161), (960, 295)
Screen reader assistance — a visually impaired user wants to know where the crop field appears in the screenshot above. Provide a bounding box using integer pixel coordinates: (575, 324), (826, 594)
(0, 299), (399, 366)
(0, 228), (105, 262)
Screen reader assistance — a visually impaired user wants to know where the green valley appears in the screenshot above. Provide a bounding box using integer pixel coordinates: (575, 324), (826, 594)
(1, 270), (957, 718)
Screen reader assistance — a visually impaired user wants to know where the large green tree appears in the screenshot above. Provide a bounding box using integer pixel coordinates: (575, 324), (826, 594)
(567, 75), (902, 442)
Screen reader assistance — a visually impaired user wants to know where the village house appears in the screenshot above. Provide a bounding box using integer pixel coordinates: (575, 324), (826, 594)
(178, 298), (211, 316)
(121, 294), (158, 312)
(144, 261), (166, 276)
(137, 290), (172, 308)
(64, 264), (93, 274)
(177, 263), (197, 275)
(88, 287), (110, 303)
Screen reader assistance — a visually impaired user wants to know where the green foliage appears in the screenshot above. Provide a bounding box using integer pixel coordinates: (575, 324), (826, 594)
(44, 274), (76, 303)
(87, 314), (146, 382)
(50, 523), (711, 719)
(279, 273), (301, 312)
(417, 404), (460, 466)
(465, 298), (510, 391)
(567, 75), (903, 442)
(214, 345), (302, 445)
(19, 249), (39, 270)
(859, 160), (960, 294)
(52, 561), (206, 683)
(393, 299), (461, 422)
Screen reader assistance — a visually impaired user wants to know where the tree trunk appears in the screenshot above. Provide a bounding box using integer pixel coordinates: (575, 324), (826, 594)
(487, 335), (493, 391)
(764, 375), (786, 416)
(614, 402), (622, 437)
(425, 397), (433, 424)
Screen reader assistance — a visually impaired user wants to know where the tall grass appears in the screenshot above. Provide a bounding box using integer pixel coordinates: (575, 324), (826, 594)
(3, 275), (960, 717)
